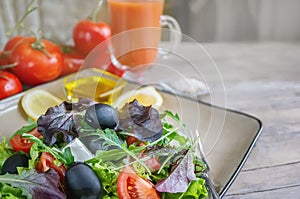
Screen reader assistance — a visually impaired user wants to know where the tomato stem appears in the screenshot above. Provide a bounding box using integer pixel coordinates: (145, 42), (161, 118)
(0, 63), (18, 70)
(6, 0), (38, 36)
(31, 42), (52, 58)
(0, 51), (8, 59)
(90, 0), (104, 22)
(0, 74), (9, 81)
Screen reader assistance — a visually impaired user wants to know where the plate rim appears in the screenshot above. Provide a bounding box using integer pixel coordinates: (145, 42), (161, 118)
(187, 97), (263, 197)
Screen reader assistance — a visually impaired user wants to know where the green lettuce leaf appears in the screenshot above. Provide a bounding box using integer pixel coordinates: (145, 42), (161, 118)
(0, 138), (14, 171)
(91, 160), (119, 197)
(0, 183), (25, 199)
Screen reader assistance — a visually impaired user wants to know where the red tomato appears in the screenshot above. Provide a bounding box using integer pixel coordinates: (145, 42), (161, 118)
(36, 152), (66, 180)
(73, 20), (111, 55)
(9, 37), (63, 86)
(0, 51), (9, 66)
(4, 35), (24, 51)
(10, 128), (41, 153)
(0, 70), (22, 100)
(60, 46), (85, 76)
(117, 166), (161, 199)
(106, 63), (125, 77)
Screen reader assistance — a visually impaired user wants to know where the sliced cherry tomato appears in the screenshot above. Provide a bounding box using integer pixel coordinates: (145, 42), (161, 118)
(9, 37), (63, 86)
(36, 152), (66, 180)
(144, 156), (161, 171)
(4, 35), (24, 51)
(73, 20), (111, 55)
(126, 135), (139, 146)
(126, 136), (161, 171)
(117, 166), (161, 199)
(60, 45), (85, 76)
(10, 128), (41, 153)
(0, 70), (22, 100)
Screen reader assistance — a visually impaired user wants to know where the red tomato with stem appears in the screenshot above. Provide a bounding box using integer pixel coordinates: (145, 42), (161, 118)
(36, 152), (66, 180)
(60, 45), (85, 76)
(117, 166), (161, 199)
(73, 20), (111, 55)
(10, 128), (41, 153)
(9, 37), (63, 86)
(4, 35), (24, 51)
(0, 70), (22, 100)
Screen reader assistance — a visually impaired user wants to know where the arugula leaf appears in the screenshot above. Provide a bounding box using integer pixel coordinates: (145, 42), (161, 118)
(9, 118), (36, 140)
(89, 129), (152, 174)
(88, 149), (129, 163)
(22, 133), (74, 167)
(160, 110), (189, 147)
(0, 169), (66, 199)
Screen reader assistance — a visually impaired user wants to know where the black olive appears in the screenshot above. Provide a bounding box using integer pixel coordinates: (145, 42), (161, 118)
(65, 162), (103, 199)
(1, 153), (29, 174)
(85, 103), (119, 130)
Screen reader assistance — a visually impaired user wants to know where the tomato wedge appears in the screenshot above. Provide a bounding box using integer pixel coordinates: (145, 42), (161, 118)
(36, 152), (66, 180)
(10, 128), (41, 153)
(117, 166), (160, 199)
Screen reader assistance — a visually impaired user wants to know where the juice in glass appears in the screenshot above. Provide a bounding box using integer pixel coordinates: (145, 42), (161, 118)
(108, 0), (164, 68)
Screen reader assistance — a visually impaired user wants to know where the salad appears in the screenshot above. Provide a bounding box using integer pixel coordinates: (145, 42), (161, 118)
(0, 98), (208, 199)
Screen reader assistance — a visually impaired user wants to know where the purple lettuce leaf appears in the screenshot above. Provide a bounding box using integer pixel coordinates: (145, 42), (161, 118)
(0, 169), (66, 199)
(155, 152), (196, 193)
(118, 100), (163, 142)
(37, 98), (95, 146)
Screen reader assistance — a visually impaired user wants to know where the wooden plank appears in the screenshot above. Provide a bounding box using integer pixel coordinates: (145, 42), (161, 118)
(225, 161), (300, 196)
(220, 80), (300, 170)
(224, 185), (300, 199)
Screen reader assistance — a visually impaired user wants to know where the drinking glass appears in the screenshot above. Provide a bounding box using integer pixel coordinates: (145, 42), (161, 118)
(107, 0), (182, 79)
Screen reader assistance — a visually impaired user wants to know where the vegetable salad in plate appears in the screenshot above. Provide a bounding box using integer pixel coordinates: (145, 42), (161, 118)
(0, 98), (209, 199)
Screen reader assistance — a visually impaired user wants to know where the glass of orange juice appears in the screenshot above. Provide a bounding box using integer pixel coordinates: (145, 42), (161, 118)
(107, 0), (182, 77)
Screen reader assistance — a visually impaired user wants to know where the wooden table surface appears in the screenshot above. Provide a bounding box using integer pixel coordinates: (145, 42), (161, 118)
(180, 42), (300, 198)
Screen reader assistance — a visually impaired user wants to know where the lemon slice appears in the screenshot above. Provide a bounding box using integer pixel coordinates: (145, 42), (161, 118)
(21, 89), (63, 121)
(113, 86), (163, 109)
